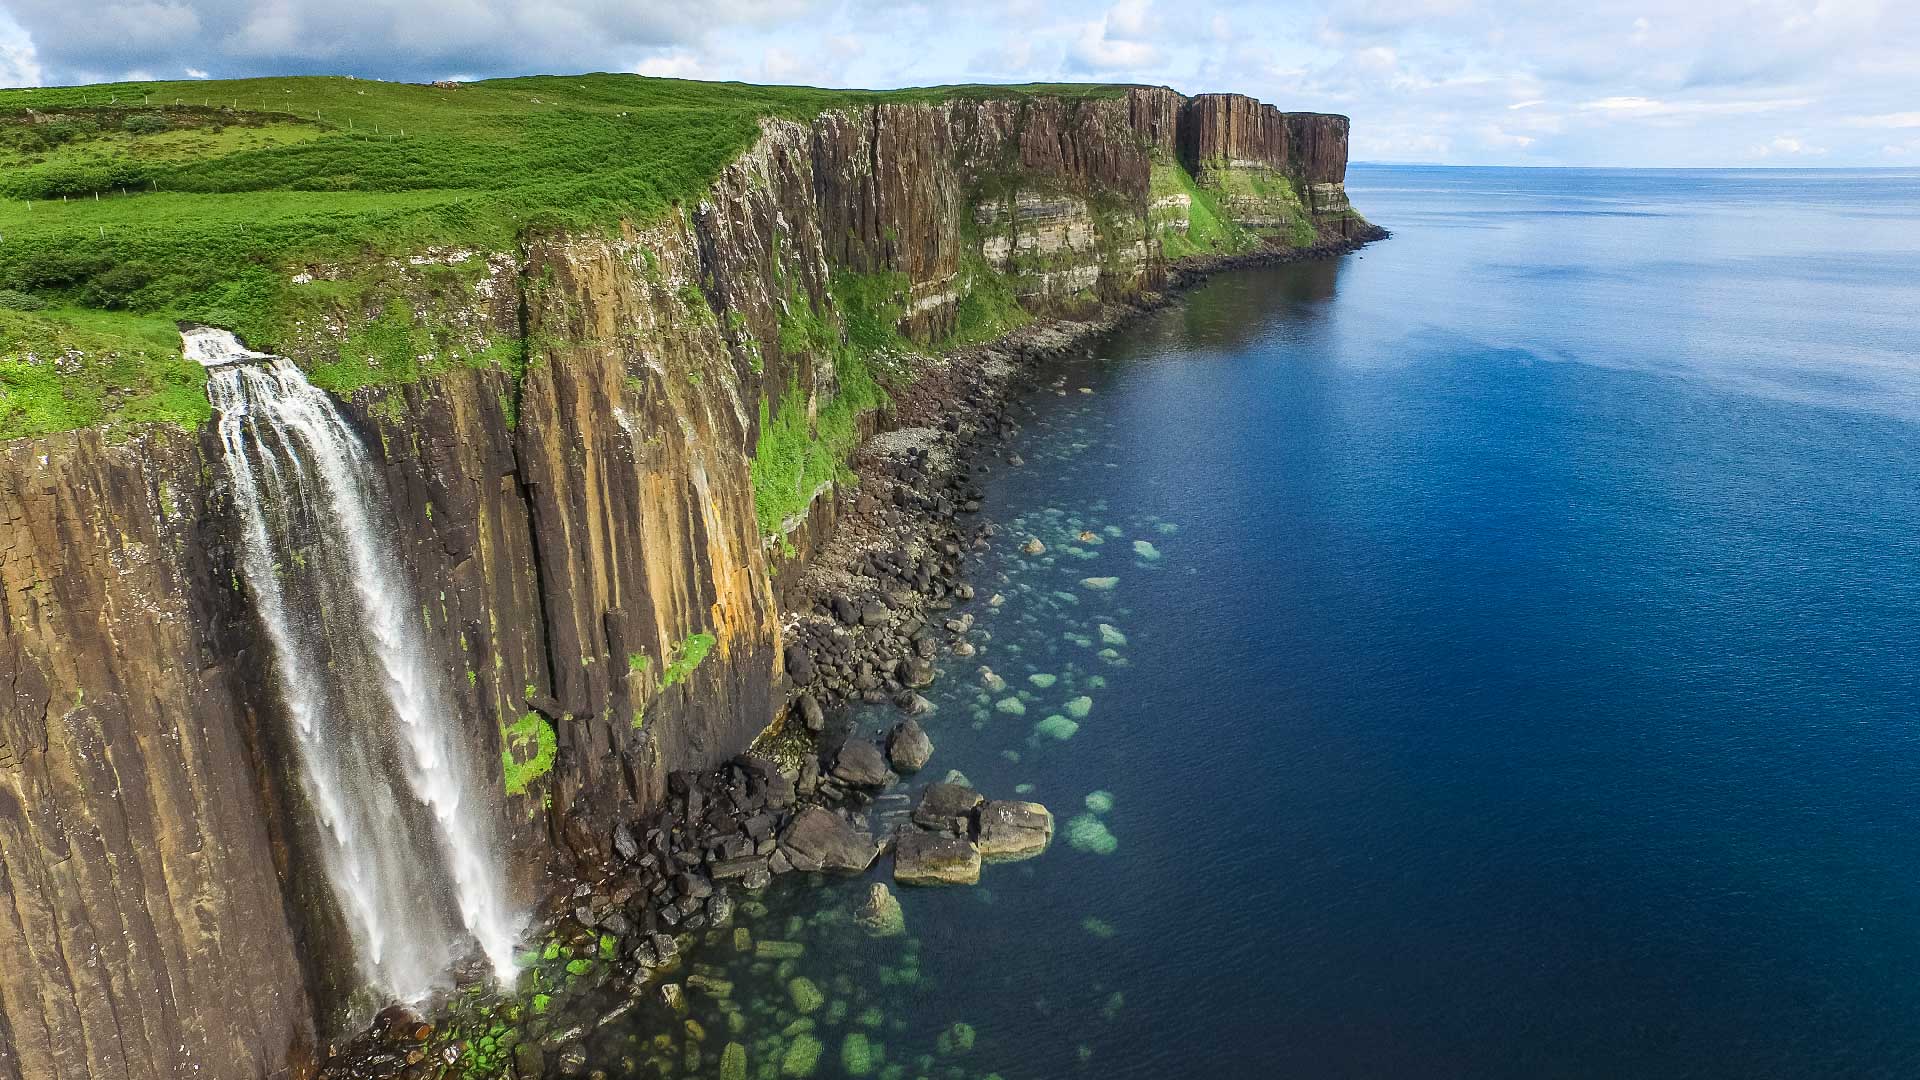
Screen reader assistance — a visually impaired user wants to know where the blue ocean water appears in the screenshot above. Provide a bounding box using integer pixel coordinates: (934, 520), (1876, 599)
(605, 167), (1920, 1079)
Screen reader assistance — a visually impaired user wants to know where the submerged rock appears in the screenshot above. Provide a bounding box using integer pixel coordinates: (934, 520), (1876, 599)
(894, 829), (982, 886)
(1022, 537), (1045, 555)
(840, 1032), (877, 1076)
(886, 719), (933, 772)
(781, 1033), (824, 1077)
(1080, 576), (1119, 591)
(1033, 715), (1078, 741)
(789, 976), (826, 1014)
(1084, 790), (1115, 814)
(854, 882), (907, 937)
(1065, 813), (1118, 855)
(936, 1022), (977, 1055)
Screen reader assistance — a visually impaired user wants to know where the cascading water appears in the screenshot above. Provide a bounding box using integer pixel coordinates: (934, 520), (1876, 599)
(195, 329), (521, 1002)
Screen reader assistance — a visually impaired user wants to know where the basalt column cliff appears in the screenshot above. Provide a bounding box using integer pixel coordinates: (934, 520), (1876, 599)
(0, 86), (1370, 1080)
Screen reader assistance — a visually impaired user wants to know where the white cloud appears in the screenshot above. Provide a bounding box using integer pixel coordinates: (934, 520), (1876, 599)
(631, 48), (712, 81)
(184, 66), (210, 78)
(1844, 112), (1920, 129)
(1751, 135), (1827, 158)
(0, 12), (42, 88)
(1479, 123), (1536, 149)
(1578, 95), (1811, 118)
(1067, 0), (1161, 74)
(2, 0), (1916, 165)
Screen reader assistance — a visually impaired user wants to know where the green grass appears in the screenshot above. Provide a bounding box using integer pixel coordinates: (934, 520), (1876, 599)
(751, 268), (899, 536)
(0, 74), (1128, 375)
(946, 254), (1032, 346)
(660, 632), (717, 687)
(0, 307), (211, 436)
(499, 710), (557, 797)
(1150, 160), (1256, 260)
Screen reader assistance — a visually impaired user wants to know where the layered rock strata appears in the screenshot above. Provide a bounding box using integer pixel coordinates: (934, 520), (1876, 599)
(0, 86), (1371, 1080)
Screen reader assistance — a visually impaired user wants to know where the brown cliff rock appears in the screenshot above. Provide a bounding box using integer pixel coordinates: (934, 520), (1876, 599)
(0, 84), (1369, 1080)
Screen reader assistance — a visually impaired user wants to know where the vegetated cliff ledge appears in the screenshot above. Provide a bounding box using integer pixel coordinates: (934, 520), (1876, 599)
(0, 76), (1376, 1080)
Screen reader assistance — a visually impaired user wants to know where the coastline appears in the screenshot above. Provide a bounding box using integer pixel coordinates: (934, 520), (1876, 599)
(316, 227), (1387, 1080)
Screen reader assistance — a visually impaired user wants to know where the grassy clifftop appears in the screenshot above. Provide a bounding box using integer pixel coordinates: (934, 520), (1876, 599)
(0, 73), (1127, 437)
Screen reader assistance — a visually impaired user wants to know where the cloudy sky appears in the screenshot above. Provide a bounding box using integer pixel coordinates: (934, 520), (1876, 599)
(1, 0), (1916, 166)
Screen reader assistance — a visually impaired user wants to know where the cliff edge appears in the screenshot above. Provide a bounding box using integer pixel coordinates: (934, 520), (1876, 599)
(0, 77), (1375, 1080)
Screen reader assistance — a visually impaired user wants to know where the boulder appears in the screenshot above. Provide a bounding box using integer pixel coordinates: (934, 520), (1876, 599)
(796, 693), (826, 733)
(886, 719), (933, 772)
(977, 800), (1053, 861)
(778, 806), (879, 873)
(900, 657), (936, 689)
(831, 740), (895, 788)
(853, 882), (906, 937)
(912, 782), (984, 832)
(783, 643), (817, 686)
(893, 829), (981, 886)
(611, 823), (640, 863)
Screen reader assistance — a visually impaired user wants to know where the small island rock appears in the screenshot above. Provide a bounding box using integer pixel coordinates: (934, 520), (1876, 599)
(886, 719), (933, 772)
(977, 800), (1053, 861)
(894, 829), (982, 886)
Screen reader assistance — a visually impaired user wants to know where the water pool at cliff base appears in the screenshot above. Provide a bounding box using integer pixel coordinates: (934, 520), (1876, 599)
(599, 166), (1920, 1079)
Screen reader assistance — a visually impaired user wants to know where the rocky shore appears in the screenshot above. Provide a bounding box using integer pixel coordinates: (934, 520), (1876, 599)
(316, 230), (1384, 1080)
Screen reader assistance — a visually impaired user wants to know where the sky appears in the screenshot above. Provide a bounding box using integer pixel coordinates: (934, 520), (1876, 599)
(1, 0), (1916, 167)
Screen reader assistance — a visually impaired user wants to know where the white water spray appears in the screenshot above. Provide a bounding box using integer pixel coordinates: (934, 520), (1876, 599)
(204, 331), (521, 1001)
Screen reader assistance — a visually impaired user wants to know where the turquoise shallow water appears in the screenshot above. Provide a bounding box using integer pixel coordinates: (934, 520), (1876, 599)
(602, 166), (1920, 1079)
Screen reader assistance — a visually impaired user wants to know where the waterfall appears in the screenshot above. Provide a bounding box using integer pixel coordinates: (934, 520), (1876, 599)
(200, 331), (521, 1002)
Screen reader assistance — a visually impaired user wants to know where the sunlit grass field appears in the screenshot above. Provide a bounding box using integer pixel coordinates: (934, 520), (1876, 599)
(0, 73), (1124, 437)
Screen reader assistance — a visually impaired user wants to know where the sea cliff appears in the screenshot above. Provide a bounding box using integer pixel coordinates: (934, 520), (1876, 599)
(0, 80), (1374, 1080)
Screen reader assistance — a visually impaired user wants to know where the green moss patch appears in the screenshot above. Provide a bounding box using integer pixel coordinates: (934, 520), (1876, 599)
(661, 631), (717, 687)
(499, 710), (556, 796)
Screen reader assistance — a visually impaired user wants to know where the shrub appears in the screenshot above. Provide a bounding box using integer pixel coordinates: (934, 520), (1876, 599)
(121, 114), (170, 135)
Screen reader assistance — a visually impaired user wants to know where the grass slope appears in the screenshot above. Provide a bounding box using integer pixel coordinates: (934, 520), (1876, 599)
(0, 73), (1126, 437)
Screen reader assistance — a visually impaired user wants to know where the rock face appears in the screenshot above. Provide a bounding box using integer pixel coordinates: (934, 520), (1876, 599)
(0, 85), (1365, 1080)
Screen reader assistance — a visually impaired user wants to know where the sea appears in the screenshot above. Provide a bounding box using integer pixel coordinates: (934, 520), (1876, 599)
(598, 165), (1920, 1080)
